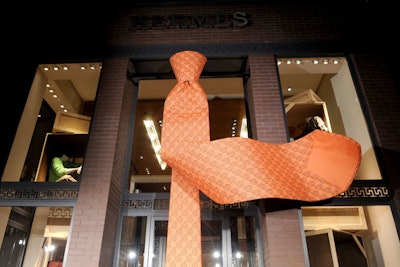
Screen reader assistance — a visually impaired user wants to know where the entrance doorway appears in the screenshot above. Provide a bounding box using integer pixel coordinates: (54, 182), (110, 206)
(119, 208), (261, 267)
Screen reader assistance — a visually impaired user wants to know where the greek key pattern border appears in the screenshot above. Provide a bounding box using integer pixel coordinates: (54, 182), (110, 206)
(0, 183), (79, 206)
(0, 188), (78, 199)
(0, 181), (391, 207)
(49, 207), (74, 218)
(121, 198), (255, 211)
(337, 186), (389, 198)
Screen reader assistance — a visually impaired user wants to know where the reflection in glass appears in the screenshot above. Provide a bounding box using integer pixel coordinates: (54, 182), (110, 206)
(202, 220), (223, 267)
(119, 216), (147, 267)
(0, 206), (73, 267)
(151, 220), (168, 267)
(230, 216), (258, 267)
(0, 223), (28, 267)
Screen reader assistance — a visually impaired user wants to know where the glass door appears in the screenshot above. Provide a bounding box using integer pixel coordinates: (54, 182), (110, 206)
(144, 217), (227, 267)
(136, 213), (260, 267)
(145, 217), (168, 267)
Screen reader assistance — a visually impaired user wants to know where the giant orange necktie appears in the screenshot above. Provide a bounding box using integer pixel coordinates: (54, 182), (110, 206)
(161, 50), (361, 266)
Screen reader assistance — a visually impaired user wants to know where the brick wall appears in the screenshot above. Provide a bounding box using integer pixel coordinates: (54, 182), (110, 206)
(105, 2), (368, 47)
(246, 54), (287, 144)
(264, 209), (307, 267)
(247, 54), (305, 266)
(65, 57), (134, 267)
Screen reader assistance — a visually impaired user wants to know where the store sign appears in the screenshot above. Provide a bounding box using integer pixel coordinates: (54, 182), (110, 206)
(130, 11), (249, 30)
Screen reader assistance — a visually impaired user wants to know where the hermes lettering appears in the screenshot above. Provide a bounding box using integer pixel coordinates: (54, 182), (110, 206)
(130, 11), (249, 30)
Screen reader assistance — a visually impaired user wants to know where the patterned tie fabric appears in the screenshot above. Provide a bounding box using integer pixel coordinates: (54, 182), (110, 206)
(161, 50), (361, 266)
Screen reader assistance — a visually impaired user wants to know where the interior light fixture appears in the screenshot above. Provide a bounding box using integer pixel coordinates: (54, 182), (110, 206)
(45, 245), (55, 252)
(143, 119), (167, 170)
(213, 251), (221, 258)
(235, 251), (243, 259)
(231, 119), (237, 137)
(128, 251), (136, 259)
(278, 58), (341, 66)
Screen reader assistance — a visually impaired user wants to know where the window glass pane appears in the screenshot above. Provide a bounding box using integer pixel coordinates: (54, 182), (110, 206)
(279, 57), (399, 266)
(119, 216), (147, 267)
(201, 220), (223, 266)
(0, 206), (73, 267)
(302, 205), (400, 267)
(230, 216), (259, 266)
(3, 63), (100, 183)
(129, 77), (247, 194)
(151, 220), (168, 267)
(278, 57), (381, 180)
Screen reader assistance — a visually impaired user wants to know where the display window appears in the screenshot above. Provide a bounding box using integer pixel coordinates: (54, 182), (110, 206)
(276, 56), (396, 266)
(0, 61), (100, 266)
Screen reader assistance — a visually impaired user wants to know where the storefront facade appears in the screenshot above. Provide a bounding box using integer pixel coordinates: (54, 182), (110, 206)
(1, 1), (399, 266)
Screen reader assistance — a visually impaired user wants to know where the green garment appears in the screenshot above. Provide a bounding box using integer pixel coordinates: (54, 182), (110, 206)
(48, 157), (80, 182)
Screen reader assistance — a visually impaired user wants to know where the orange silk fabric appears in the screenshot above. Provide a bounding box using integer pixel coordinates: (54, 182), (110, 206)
(161, 50), (361, 266)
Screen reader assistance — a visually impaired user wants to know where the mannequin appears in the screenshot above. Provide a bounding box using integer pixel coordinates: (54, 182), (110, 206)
(48, 154), (82, 182)
(293, 115), (329, 140)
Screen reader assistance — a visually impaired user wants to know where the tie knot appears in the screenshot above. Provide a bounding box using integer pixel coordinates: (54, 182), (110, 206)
(170, 50), (207, 82)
